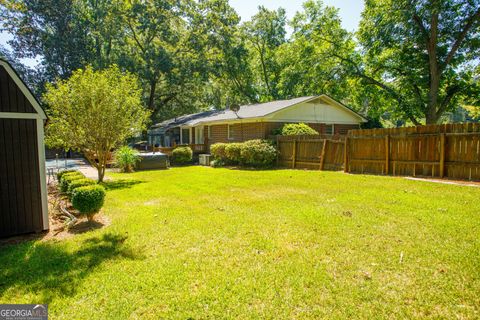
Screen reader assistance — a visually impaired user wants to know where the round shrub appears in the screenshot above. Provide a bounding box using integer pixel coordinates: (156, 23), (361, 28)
(59, 172), (86, 193)
(210, 143), (227, 161)
(281, 123), (318, 136)
(240, 140), (277, 168)
(71, 185), (106, 220)
(57, 169), (79, 182)
(172, 146), (193, 164)
(67, 178), (96, 197)
(114, 146), (140, 172)
(225, 143), (243, 164)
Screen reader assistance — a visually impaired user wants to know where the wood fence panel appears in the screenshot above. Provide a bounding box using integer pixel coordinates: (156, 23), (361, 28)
(347, 123), (480, 181)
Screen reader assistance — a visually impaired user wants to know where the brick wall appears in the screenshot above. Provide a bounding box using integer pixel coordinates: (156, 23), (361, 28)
(205, 122), (360, 146)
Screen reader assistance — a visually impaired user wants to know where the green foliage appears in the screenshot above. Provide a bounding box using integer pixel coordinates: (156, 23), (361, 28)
(281, 123), (319, 136)
(71, 185), (106, 219)
(44, 66), (150, 182)
(114, 146), (141, 173)
(67, 178), (96, 198)
(240, 140), (277, 168)
(210, 143), (227, 161)
(210, 159), (225, 168)
(212, 140), (277, 168)
(57, 169), (80, 182)
(59, 172), (86, 193)
(172, 147), (193, 164)
(224, 143), (243, 164)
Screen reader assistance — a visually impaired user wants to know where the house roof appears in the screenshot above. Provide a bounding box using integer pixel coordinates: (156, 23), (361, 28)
(0, 57), (47, 119)
(151, 95), (367, 130)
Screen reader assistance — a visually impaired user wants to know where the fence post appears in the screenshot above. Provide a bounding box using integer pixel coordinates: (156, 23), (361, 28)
(344, 137), (349, 173)
(385, 135), (390, 175)
(439, 133), (445, 178)
(319, 139), (327, 170)
(292, 139), (297, 169)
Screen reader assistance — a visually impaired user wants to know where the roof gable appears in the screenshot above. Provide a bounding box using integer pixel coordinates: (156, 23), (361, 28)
(0, 59), (46, 119)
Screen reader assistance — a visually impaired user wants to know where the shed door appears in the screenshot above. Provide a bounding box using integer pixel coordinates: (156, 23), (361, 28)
(0, 118), (43, 237)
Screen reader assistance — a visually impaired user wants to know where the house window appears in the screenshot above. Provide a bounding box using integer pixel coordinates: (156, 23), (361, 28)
(208, 126), (211, 139)
(228, 124), (234, 140)
(325, 124), (334, 135)
(181, 128), (190, 144)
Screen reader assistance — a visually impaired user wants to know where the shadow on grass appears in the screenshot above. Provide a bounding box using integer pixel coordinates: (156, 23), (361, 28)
(101, 179), (144, 191)
(67, 220), (105, 235)
(0, 233), (143, 303)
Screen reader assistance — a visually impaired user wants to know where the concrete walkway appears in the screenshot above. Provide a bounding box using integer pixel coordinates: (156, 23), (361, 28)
(46, 158), (98, 180)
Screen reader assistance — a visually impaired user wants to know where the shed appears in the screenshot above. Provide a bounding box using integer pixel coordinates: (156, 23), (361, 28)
(0, 58), (48, 238)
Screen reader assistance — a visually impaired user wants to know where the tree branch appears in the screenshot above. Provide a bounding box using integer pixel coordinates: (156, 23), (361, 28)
(443, 7), (480, 68)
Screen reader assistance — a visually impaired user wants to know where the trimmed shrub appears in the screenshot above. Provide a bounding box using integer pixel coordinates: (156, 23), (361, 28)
(210, 143), (227, 161)
(59, 172), (86, 193)
(281, 123), (318, 136)
(240, 140), (277, 168)
(225, 143), (243, 164)
(71, 185), (106, 221)
(114, 146), (140, 172)
(67, 178), (96, 197)
(172, 146), (193, 164)
(57, 169), (79, 182)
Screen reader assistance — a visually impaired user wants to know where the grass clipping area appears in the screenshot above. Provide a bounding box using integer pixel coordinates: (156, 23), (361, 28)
(0, 167), (479, 319)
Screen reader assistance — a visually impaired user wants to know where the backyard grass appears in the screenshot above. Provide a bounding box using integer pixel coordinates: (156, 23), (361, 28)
(1, 167), (479, 319)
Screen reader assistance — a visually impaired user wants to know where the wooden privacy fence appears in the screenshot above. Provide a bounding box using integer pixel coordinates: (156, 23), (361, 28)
(277, 135), (345, 171)
(276, 123), (480, 181)
(346, 123), (480, 181)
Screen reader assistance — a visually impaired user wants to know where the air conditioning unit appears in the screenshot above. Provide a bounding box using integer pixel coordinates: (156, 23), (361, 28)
(199, 154), (211, 166)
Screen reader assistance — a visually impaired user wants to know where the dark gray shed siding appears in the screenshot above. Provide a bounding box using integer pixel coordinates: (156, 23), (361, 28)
(0, 118), (43, 236)
(0, 65), (36, 113)
(0, 60), (48, 238)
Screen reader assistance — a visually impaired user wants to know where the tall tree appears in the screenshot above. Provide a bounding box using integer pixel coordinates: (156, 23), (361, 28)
(0, 0), (93, 80)
(242, 6), (287, 101)
(278, 0), (355, 100)
(356, 0), (480, 124)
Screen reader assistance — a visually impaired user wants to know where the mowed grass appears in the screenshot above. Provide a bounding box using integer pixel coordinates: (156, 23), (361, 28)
(1, 167), (479, 319)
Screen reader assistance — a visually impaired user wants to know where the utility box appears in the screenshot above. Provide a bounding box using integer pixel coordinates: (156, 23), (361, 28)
(199, 154), (211, 166)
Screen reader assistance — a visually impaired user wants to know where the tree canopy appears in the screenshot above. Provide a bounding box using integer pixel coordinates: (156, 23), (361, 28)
(44, 66), (150, 181)
(1, 0), (479, 126)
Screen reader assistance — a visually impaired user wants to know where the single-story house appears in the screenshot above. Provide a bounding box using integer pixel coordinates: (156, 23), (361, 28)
(0, 58), (49, 238)
(148, 95), (367, 148)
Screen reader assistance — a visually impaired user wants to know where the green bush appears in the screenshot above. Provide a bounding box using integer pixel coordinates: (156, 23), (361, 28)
(240, 140), (277, 168)
(172, 146), (193, 164)
(71, 185), (106, 220)
(67, 178), (96, 197)
(210, 159), (225, 168)
(281, 123), (318, 136)
(59, 172), (86, 193)
(114, 146), (140, 172)
(224, 143), (243, 164)
(57, 169), (79, 182)
(210, 143), (227, 161)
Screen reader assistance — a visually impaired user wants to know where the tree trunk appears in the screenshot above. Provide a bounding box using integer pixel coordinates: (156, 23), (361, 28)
(97, 165), (105, 183)
(148, 78), (157, 111)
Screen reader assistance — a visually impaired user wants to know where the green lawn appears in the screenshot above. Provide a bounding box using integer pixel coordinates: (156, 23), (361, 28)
(1, 167), (479, 319)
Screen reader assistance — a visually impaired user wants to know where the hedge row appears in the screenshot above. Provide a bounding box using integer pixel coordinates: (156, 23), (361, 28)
(210, 140), (277, 168)
(56, 169), (106, 220)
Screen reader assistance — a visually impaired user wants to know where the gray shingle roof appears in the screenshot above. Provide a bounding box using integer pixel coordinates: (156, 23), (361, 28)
(152, 96), (318, 129)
